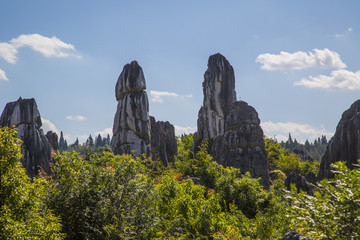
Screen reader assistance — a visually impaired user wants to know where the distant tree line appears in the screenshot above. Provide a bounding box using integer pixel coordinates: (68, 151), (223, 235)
(280, 133), (328, 162)
(58, 131), (112, 153)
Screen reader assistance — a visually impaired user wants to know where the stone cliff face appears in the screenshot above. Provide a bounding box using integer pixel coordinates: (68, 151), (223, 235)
(112, 61), (151, 157)
(0, 98), (53, 177)
(318, 99), (360, 179)
(196, 53), (237, 141)
(211, 101), (270, 187)
(46, 131), (59, 151)
(196, 53), (270, 188)
(150, 116), (177, 166)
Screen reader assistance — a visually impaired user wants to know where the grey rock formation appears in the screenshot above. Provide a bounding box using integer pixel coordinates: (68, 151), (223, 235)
(112, 61), (151, 157)
(196, 53), (237, 141)
(196, 53), (270, 188)
(150, 116), (177, 166)
(211, 101), (270, 188)
(281, 232), (312, 240)
(285, 172), (314, 195)
(46, 131), (59, 151)
(318, 100), (360, 179)
(0, 97), (53, 177)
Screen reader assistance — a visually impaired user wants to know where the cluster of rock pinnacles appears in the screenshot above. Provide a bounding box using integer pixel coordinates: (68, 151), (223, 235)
(1, 53), (360, 189)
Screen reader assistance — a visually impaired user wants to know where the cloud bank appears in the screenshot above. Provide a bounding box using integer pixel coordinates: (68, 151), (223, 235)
(95, 127), (113, 137)
(174, 125), (196, 136)
(41, 118), (60, 135)
(150, 90), (192, 103)
(256, 48), (346, 71)
(261, 121), (333, 143)
(295, 69), (360, 90)
(0, 33), (80, 81)
(66, 115), (87, 121)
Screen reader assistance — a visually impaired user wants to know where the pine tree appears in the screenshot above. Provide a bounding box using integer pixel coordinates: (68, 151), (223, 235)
(87, 135), (94, 147)
(59, 131), (66, 152)
(74, 138), (79, 146)
(95, 134), (103, 148)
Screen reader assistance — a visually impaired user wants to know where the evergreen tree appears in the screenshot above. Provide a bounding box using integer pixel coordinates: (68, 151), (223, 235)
(95, 134), (103, 148)
(87, 135), (94, 147)
(59, 131), (66, 152)
(74, 138), (79, 146)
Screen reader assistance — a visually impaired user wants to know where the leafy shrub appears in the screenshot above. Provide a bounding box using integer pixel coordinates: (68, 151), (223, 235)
(0, 127), (63, 239)
(286, 160), (360, 239)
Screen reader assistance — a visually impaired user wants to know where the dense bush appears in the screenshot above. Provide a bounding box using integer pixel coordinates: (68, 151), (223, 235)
(0, 127), (63, 239)
(287, 160), (360, 239)
(265, 138), (319, 176)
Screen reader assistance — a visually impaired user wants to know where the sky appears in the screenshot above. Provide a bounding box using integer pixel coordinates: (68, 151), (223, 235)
(1, 1), (359, 144)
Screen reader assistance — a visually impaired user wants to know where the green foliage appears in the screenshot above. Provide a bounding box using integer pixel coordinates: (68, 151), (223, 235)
(281, 134), (328, 162)
(265, 138), (319, 176)
(287, 161), (360, 239)
(48, 151), (157, 239)
(0, 127), (63, 239)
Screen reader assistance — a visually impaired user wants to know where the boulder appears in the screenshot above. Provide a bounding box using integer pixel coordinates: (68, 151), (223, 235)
(0, 97), (53, 177)
(285, 172), (314, 195)
(318, 100), (360, 179)
(46, 131), (59, 151)
(112, 61), (151, 157)
(211, 101), (270, 188)
(150, 116), (177, 166)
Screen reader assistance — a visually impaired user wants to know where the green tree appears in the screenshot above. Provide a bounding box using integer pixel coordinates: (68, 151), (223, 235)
(287, 160), (360, 239)
(47, 150), (157, 239)
(0, 127), (63, 239)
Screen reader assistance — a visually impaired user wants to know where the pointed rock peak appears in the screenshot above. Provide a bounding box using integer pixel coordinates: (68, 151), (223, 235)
(0, 97), (41, 129)
(207, 53), (232, 71)
(115, 60), (146, 100)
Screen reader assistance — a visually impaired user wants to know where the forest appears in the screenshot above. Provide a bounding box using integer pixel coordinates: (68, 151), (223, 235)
(1, 127), (359, 239)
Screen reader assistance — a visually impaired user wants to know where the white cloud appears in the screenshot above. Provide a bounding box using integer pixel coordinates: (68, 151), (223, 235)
(0, 42), (18, 63)
(0, 69), (8, 81)
(295, 69), (360, 90)
(335, 27), (353, 38)
(174, 125), (196, 136)
(256, 48), (346, 71)
(150, 90), (192, 103)
(261, 121), (333, 143)
(10, 34), (79, 58)
(66, 115), (87, 121)
(95, 127), (113, 137)
(41, 118), (60, 135)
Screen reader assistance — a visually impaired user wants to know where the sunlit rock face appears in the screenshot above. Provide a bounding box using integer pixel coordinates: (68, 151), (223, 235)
(196, 53), (270, 188)
(318, 99), (360, 180)
(211, 101), (270, 188)
(112, 61), (151, 157)
(0, 97), (53, 177)
(196, 53), (237, 141)
(150, 116), (177, 167)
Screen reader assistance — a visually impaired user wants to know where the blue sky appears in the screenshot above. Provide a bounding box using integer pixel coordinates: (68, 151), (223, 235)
(1, 1), (359, 143)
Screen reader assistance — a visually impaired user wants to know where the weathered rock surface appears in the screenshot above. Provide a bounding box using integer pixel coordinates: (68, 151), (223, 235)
(112, 61), (151, 157)
(285, 172), (314, 195)
(150, 116), (177, 166)
(196, 53), (237, 141)
(281, 232), (312, 240)
(46, 131), (59, 151)
(318, 99), (360, 179)
(211, 101), (270, 188)
(0, 98), (53, 177)
(196, 53), (270, 188)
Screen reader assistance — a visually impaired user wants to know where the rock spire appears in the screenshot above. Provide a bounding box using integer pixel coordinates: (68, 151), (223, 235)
(0, 97), (53, 177)
(112, 61), (151, 156)
(196, 53), (270, 188)
(318, 99), (360, 179)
